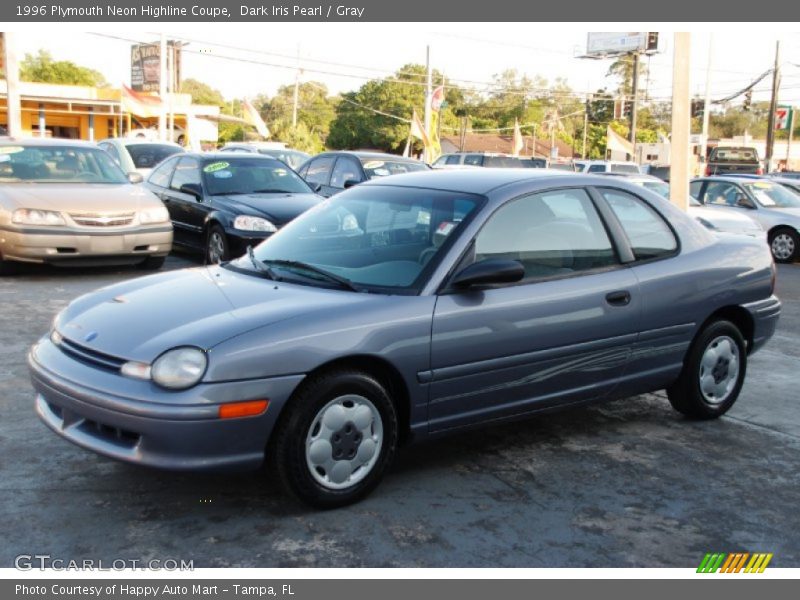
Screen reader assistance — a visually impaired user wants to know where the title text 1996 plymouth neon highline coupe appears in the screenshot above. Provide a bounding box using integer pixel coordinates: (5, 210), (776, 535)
(29, 170), (780, 507)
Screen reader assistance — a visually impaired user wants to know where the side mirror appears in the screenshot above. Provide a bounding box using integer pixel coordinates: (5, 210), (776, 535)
(343, 178), (361, 189)
(451, 259), (525, 289)
(127, 172), (144, 184)
(179, 182), (203, 199)
(311, 182), (323, 193)
(735, 195), (755, 209)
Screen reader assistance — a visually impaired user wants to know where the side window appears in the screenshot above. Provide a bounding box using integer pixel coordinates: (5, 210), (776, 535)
(329, 157), (361, 189)
(99, 142), (121, 165)
(703, 182), (740, 206)
(304, 156), (335, 185)
(170, 157), (201, 191)
(464, 155), (483, 166)
(600, 188), (678, 261)
(445, 155), (461, 165)
(148, 156), (178, 188)
(689, 181), (703, 200)
(587, 164), (606, 173)
(474, 188), (618, 281)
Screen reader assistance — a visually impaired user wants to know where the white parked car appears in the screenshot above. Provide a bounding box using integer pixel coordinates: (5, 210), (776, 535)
(98, 138), (185, 178)
(574, 160), (642, 174)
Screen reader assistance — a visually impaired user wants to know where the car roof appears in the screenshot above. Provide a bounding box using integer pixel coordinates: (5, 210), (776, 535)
(0, 137), (99, 148)
(316, 150), (423, 163)
(360, 168), (596, 194)
(597, 173), (663, 182)
(692, 175), (773, 183)
(101, 138), (183, 148)
(182, 152), (283, 162)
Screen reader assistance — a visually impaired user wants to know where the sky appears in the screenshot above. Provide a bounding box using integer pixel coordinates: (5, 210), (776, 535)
(9, 24), (800, 106)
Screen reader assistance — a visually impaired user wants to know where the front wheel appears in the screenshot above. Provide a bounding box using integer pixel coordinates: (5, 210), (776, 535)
(667, 320), (747, 419)
(272, 370), (398, 508)
(206, 225), (229, 264)
(769, 228), (798, 263)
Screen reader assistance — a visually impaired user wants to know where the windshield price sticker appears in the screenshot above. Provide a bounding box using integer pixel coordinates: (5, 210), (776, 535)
(203, 161), (230, 173)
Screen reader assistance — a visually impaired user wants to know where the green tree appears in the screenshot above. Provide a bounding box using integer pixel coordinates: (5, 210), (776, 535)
(20, 50), (107, 87)
(179, 78), (226, 106)
(327, 64), (460, 152)
(261, 81), (338, 146)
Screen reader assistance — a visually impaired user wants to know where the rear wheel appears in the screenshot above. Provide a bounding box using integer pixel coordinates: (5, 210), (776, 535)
(769, 227), (798, 263)
(272, 370), (398, 508)
(206, 225), (229, 264)
(667, 320), (747, 419)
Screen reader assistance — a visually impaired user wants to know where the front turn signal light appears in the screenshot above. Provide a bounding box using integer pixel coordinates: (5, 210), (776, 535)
(218, 399), (269, 419)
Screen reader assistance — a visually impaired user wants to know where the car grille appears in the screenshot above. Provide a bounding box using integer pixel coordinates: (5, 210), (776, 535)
(58, 336), (126, 372)
(69, 212), (135, 227)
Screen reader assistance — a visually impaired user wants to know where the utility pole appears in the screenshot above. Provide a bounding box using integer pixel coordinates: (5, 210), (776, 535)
(583, 93), (590, 159)
(700, 34), (713, 165)
(787, 108), (794, 167)
(629, 52), (640, 162)
(670, 33), (691, 212)
(765, 40), (781, 173)
(423, 45), (432, 163)
(158, 34), (167, 141)
(2, 33), (22, 137)
(292, 44), (300, 129)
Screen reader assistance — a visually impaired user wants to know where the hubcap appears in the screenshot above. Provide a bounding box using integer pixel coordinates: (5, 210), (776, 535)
(208, 232), (225, 264)
(698, 335), (740, 404)
(771, 233), (795, 261)
(305, 394), (383, 490)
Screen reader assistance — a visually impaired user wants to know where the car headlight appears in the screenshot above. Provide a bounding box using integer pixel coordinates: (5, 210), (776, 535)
(139, 206), (170, 224)
(12, 208), (66, 226)
(234, 215), (277, 232)
(149, 347), (208, 390)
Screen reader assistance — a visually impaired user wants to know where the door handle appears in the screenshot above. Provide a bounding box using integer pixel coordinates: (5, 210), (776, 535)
(605, 290), (631, 306)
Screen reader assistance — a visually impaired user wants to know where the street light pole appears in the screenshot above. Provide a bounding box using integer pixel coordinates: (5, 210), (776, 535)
(2, 33), (22, 137)
(423, 45), (432, 163)
(629, 52), (639, 162)
(700, 34), (713, 165)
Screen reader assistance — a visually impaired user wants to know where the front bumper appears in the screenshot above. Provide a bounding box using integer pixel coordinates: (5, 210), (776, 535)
(0, 225), (173, 264)
(29, 336), (304, 471)
(742, 295), (781, 354)
(225, 228), (275, 258)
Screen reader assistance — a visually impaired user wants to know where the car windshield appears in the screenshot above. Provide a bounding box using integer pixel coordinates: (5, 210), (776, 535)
(360, 158), (428, 180)
(202, 157), (313, 195)
(244, 186), (483, 293)
(642, 180), (670, 198)
(258, 149), (310, 169)
(0, 144), (128, 184)
(743, 182), (800, 208)
(126, 144), (183, 169)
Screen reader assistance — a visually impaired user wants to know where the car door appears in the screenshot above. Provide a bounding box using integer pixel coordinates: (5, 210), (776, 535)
(303, 155), (336, 197)
(594, 187), (693, 397)
(329, 156), (363, 194)
(161, 156), (206, 248)
(696, 180), (758, 219)
(428, 187), (642, 432)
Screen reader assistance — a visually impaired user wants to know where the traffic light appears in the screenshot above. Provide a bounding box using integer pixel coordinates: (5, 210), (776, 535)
(622, 100), (632, 120)
(691, 99), (704, 119)
(743, 90), (752, 111)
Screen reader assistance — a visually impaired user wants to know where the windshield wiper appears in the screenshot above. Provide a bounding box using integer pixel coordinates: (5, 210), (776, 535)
(246, 245), (279, 280)
(250, 188), (290, 194)
(263, 259), (361, 292)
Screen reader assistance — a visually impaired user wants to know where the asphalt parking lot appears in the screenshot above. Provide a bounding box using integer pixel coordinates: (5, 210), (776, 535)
(1, 257), (799, 568)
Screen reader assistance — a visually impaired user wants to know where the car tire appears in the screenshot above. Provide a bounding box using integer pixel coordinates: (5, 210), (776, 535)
(137, 256), (166, 271)
(206, 224), (229, 264)
(272, 369), (399, 508)
(0, 255), (19, 275)
(769, 227), (798, 263)
(667, 319), (747, 419)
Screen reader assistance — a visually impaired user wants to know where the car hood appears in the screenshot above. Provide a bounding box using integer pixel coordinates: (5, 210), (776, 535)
(54, 265), (379, 362)
(218, 192), (320, 225)
(689, 206), (762, 233)
(0, 183), (159, 211)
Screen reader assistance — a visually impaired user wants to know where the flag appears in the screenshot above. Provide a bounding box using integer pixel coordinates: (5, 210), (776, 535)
(512, 119), (523, 157)
(242, 99), (270, 138)
(606, 125), (634, 155)
(409, 109), (429, 147)
(428, 111), (442, 163)
(121, 85), (163, 118)
(430, 85), (445, 112)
